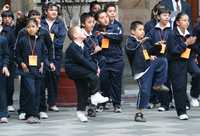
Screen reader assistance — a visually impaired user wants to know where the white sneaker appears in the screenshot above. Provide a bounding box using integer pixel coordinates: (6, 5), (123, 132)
(40, 112), (48, 119)
(91, 92), (109, 106)
(8, 106), (15, 112)
(76, 111), (88, 122)
(179, 114), (189, 120)
(190, 98), (199, 107)
(158, 107), (166, 112)
(18, 113), (26, 120)
(0, 117), (8, 123)
(49, 105), (59, 112)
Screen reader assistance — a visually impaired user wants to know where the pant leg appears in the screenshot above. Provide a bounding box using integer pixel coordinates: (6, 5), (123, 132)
(100, 68), (111, 98)
(169, 60), (187, 116)
(0, 74), (8, 118)
(74, 80), (89, 111)
(109, 61), (124, 106)
(39, 72), (48, 112)
(136, 66), (154, 109)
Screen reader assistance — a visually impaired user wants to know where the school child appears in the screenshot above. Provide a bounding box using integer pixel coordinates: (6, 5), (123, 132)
(125, 21), (168, 122)
(89, 1), (102, 17)
(80, 12), (105, 117)
(93, 4), (124, 113)
(15, 18), (48, 124)
(146, 7), (172, 111)
(41, 3), (67, 112)
(17, 10), (54, 120)
(0, 35), (10, 123)
(65, 26), (109, 122)
(168, 12), (197, 120)
(1, 10), (16, 112)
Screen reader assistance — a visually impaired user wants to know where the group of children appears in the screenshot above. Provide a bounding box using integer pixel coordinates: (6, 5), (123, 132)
(1, 0), (200, 124)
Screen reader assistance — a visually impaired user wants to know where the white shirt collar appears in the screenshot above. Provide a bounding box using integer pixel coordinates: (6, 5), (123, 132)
(177, 26), (190, 37)
(82, 28), (92, 37)
(46, 19), (55, 31)
(130, 34), (140, 42)
(172, 0), (182, 11)
(155, 22), (171, 30)
(74, 41), (84, 49)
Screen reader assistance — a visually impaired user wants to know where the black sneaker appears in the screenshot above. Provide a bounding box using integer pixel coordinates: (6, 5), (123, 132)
(114, 106), (122, 113)
(134, 112), (146, 122)
(87, 106), (96, 117)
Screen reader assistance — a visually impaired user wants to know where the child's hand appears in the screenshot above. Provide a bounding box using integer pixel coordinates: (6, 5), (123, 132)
(97, 67), (100, 77)
(50, 63), (56, 71)
(185, 36), (197, 46)
(91, 46), (102, 55)
(150, 56), (157, 60)
(2, 67), (10, 77)
(21, 63), (29, 73)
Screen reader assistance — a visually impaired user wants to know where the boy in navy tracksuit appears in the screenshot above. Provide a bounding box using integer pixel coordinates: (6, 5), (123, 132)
(15, 18), (49, 124)
(146, 7), (172, 111)
(17, 10), (54, 120)
(1, 10), (16, 112)
(168, 12), (197, 120)
(65, 26), (108, 122)
(41, 3), (67, 112)
(81, 12), (106, 117)
(0, 35), (10, 123)
(93, 5), (124, 112)
(125, 21), (168, 122)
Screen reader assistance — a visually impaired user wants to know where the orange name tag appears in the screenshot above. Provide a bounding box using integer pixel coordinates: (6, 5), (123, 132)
(101, 38), (109, 48)
(181, 48), (191, 59)
(143, 49), (150, 60)
(28, 55), (38, 66)
(160, 44), (166, 54)
(50, 33), (55, 41)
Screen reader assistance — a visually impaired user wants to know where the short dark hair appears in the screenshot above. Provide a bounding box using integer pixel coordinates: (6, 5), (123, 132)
(157, 6), (171, 16)
(130, 21), (143, 31)
(80, 12), (94, 28)
(26, 17), (38, 27)
(28, 10), (41, 18)
(95, 10), (106, 21)
(104, 3), (116, 11)
(90, 1), (101, 12)
(1, 10), (14, 19)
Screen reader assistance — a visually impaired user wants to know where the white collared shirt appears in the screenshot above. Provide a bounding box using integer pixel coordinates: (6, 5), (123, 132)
(74, 41), (84, 49)
(172, 0), (182, 12)
(155, 22), (171, 30)
(177, 26), (190, 37)
(82, 28), (92, 37)
(46, 19), (55, 31)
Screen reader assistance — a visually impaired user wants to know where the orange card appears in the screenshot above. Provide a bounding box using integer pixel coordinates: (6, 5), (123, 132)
(101, 38), (109, 48)
(143, 49), (150, 60)
(181, 48), (191, 59)
(28, 55), (38, 66)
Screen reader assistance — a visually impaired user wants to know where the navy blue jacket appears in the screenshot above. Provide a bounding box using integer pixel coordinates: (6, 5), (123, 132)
(15, 33), (48, 74)
(146, 25), (172, 57)
(93, 20), (124, 63)
(0, 36), (9, 69)
(167, 28), (200, 61)
(65, 42), (98, 80)
(144, 19), (157, 33)
(125, 36), (150, 75)
(1, 26), (16, 61)
(41, 18), (67, 58)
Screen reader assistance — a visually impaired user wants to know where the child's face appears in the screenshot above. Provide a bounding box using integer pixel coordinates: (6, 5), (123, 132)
(26, 21), (39, 36)
(176, 15), (189, 30)
(47, 6), (58, 20)
(159, 13), (170, 25)
(131, 24), (145, 40)
(74, 27), (87, 40)
(98, 12), (110, 27)
(2, 16), (13, 26)
(83, 17), (95, 33)
(91, 4), (101, 13)
(106, 6), (116, 21)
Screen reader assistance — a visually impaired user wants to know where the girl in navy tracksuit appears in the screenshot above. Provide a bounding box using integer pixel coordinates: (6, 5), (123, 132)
(168, 12), (197, 120)
(94, 5), (124, 112)
(0, 36), (10, 123)
(40, 3), (67, 111)
(16, 18), (48, 123)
